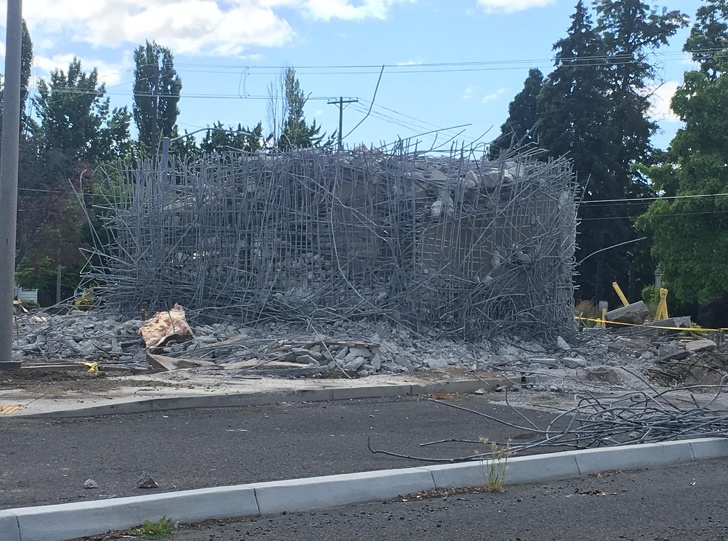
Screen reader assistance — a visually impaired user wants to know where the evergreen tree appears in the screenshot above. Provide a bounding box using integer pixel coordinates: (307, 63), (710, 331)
(133, 41), (182, 155)
(34, 58), (130, 164)
(538, 1), (621, 301)
(489, 68), (544, 158)
(276, 67), (326, 150)
(200, 122), (265, 154)
(588, 0), (687, 302)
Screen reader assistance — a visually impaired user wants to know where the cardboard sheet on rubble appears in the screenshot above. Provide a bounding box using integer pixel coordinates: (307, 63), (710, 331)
(139, 304), (193, 349)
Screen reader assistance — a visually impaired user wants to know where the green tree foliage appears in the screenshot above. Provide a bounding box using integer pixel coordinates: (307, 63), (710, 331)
(493, 1), (686, 303)
(537, 1), (625, 301)
(19, 56), (131, 296)
(639, 6), (728, 303)
(133, 41), (182, 155)
(684, 0), (728, 81)
(275, 67), (326, 150)
(200, 121), (265, 154)
(489, 68), (543, 157)
(34, 58), (131, 163)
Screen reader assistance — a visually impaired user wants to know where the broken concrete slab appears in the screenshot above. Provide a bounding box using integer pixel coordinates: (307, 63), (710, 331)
(146, 352), (216, 372)
(685, 339), (718, 353)
(607, 301), (649, 325)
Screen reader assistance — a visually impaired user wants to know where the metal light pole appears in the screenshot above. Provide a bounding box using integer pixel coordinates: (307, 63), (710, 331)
(0, 0), (23, 370)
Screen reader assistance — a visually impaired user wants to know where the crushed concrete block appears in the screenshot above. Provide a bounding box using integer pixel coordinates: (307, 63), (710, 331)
(424, 357), (448, 370)
(393, 355), (413, 371)
(556, 336), (571, 351)
(344, 356), (367, 372)
(562, 356), (586, 369)
(348, 346), (373, 359)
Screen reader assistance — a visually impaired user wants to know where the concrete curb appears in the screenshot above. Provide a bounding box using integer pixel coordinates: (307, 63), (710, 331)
(18, 378), (507, 418)
(3, 437), (727, 541)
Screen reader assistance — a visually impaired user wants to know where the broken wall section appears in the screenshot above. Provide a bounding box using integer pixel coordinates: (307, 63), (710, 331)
(85, 144), (577, 339)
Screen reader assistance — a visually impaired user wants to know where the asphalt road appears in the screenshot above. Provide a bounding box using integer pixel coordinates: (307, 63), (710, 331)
(111, 459), (728, 541)
(0, 395), (565, 509)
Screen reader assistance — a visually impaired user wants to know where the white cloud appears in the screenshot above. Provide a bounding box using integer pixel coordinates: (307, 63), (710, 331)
(462, 85), (477, 100)
(17, 0), (413, 58)
(32, 53), (131, 88)
(647, 80), (681, 123)
(476, 0), (554, 14)
(301, 0), (415, 21)
(482, 87), (505, 103)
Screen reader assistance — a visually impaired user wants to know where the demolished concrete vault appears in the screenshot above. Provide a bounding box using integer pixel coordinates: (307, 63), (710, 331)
(84, 143), (578, 339)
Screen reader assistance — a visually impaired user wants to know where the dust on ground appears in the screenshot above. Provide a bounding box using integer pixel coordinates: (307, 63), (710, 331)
(0, 364), (173, 394)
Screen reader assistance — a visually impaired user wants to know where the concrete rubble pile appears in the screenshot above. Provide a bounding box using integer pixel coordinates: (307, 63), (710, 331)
(10, 306), (725, 393)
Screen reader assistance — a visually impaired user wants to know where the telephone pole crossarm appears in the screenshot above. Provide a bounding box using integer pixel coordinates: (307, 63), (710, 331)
(327, 97), (358, 151)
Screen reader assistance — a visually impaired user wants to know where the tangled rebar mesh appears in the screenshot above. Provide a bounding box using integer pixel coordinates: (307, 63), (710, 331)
(83, 142), (577, 339)
(368, 377), (728, 463)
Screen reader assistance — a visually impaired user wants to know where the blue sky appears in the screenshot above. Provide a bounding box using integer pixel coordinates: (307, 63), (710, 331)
(0, 0), (706, 150)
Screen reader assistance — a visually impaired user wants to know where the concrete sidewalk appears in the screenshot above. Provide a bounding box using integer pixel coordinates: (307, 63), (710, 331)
(2, 437), (727, 541)
(0, 371), (515, 418)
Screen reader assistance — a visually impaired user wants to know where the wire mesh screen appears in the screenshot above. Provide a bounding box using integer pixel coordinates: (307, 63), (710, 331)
(85, 143), (577, 339)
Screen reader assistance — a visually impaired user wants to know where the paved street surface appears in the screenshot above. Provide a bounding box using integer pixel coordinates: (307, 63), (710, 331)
(0, 395), (565, 508)
(110, 459), (728, 541)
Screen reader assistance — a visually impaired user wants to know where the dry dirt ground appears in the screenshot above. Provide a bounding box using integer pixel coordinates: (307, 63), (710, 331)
(0, 365), (172, 394)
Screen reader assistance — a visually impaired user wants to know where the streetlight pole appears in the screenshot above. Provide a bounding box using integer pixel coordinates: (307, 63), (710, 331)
(0, 0), (23, 370)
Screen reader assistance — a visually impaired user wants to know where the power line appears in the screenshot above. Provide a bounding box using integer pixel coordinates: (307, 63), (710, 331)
(582, 192), (728, 205)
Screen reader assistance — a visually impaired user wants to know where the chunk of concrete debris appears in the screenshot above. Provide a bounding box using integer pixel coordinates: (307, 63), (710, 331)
(139, 304), (193, 350)
(146, 352), (216, 372)
(685, 339), (718, 353)
(424, 357), (449, 370)
(562, 356), (586, 369)
(137, 471), (159, 489)
(606, 301), (649, 325)
(84, 478), (98, 489)
(556, 336), (571, 351)
(474, 388), (486, 395)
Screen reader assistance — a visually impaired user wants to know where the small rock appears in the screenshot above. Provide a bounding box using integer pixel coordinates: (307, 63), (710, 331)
(84, 478), (99, 489)
(556, 336), (571, 351)
(424, 357), (449, 370)
(137, 471), (159, 489)
(549, 385), (560, 393)
(474, 388), (486, 395)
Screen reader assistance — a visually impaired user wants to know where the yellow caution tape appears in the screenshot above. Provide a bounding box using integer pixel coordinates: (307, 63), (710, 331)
(574, 316), (727, 333)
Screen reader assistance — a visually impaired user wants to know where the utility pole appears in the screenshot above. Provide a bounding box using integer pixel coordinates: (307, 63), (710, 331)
(327, 97), (358, 152)
(0, 0), (23, 370)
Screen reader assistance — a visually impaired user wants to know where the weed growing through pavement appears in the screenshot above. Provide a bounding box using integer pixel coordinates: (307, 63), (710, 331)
(479, 438), (512, 493)
(125, 516), (176, 539)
